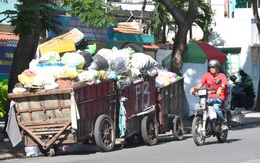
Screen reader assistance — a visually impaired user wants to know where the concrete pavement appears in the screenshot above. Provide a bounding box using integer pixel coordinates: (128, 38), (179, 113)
(1, 107), (260, 160)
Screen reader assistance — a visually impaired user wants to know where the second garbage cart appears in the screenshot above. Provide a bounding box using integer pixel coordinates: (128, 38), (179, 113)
(156, 77), (184, 140)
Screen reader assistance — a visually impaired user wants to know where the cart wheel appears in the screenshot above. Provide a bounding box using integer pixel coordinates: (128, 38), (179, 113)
(137, 134), (144, 143)
(172, 116), (184, 140)
(38, 146), (56, 157)
(94, 115), (115, 152)
(125, 135), (135, 144)
(47, 148), (55, 157)
(141, 115), (158, 146)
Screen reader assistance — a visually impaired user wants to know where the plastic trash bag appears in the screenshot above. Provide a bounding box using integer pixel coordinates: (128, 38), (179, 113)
(78, 51), (93, 70)
(61, 52), (86, 69)
(84, 43), (97, 55)
(77, 71), (96, 85)
(130, 53), (157, 70)
(110, 57), (129, 75)
(90, 54), (109, 71)
(39, 52), (60, 63)
(118, 76), (133, 89)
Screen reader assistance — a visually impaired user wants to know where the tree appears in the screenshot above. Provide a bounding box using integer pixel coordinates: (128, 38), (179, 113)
(0, 0), (61, 135)
(62, 0), (118, 29)
(160, 0), (213, 75)
(195, 1), (214, 42)
(252, 0), (260, 112)
(152, 1), (173, 43)
(152, 1), (213, 44)
(0, 0), (62, 93)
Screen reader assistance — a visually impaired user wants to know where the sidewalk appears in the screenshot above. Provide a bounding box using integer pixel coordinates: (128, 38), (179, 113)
(1, 107), (260, 160)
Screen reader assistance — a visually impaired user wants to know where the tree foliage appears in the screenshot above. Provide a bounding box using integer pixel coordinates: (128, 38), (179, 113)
(0, 0), (61, 36)
(0, 79), (8, 118)
(152, 1), (173, 42)
(0, 1), (60, 120)
(195, 1), (214, 42)
(62, 0), (118, 29)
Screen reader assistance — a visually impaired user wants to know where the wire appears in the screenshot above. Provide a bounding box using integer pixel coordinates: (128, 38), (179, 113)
(126, 11), (134, 22)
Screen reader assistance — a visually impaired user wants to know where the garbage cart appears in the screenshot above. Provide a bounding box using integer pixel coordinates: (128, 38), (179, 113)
(120, 76), (158, 146)
(8, 79), (117, 156)
(156, 77), (184, 140)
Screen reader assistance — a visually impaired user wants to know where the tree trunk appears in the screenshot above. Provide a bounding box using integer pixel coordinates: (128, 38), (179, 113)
(252, 0), (260, 32)
(139, 0), (147, 31)
(160, 0), (198, 75)
(162, 24), (166, 43)
(252, 0), (260, 111)
(171, 26), (190, 75)
(8, 30), (40, 94)
(4, 29), (40, 128)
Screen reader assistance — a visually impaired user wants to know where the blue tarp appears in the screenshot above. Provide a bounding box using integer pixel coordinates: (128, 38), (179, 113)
(47, 15), (114, 41)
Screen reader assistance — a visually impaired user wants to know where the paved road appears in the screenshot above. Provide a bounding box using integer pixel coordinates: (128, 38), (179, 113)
(1, 107), (260, 161)
(2, 123), (260, 163)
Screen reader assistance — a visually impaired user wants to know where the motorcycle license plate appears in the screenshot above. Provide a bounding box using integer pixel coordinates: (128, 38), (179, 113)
(197, 89), (207, 96)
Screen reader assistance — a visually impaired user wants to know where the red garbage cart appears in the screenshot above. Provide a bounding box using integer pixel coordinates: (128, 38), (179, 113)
(8, 79), (117, 156)
(156, 77), (184, 140)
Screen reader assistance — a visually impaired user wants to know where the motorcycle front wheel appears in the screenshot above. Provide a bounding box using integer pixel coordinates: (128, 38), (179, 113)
(192, 116), (205, 146)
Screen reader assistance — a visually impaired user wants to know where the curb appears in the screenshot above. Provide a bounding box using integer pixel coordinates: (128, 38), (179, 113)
(229, 120), (260, 128)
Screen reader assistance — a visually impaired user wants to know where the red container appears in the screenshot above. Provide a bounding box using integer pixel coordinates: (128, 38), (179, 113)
(157, 77), (184, 132)
(73, 80), (117, 140)
(121, 76), (157, 116)
(121, 76), (157, 136)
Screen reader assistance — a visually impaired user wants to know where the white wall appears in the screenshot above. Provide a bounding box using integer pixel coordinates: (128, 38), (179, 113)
(211, 0), (225, 19)
(112, 2), (155, 11)
(182, 62), (207, 118)
(210, 19), (252, 47)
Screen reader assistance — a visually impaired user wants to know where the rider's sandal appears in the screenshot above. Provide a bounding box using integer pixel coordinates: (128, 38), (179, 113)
(221, 125), (229, 131)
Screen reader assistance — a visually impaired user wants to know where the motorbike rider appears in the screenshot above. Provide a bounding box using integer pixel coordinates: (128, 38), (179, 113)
(189, 59), (229, 131)
(239, 70), (255, 108)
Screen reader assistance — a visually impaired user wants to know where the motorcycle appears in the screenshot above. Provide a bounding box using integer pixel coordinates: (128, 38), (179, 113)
(230, 75), (255, 110)
(191, 79), (230, 146)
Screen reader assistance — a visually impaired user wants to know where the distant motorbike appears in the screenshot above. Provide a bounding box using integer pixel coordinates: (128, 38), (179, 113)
(191, 79), (230, 146)
(230, 76), (255, 110)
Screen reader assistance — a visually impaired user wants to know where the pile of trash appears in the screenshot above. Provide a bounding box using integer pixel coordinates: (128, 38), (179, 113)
(13, 28), (180, 93)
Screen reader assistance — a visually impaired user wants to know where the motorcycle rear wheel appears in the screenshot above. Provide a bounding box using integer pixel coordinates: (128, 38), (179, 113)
(217, 130), (228, 143)
(192, 116), (205, 146)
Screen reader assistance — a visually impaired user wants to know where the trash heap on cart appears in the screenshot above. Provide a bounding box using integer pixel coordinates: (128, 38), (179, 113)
(14, 28), (180, 93)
